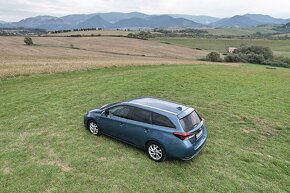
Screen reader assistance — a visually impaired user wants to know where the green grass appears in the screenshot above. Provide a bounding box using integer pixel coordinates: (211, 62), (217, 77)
(206, 27), (276, 36)
(1, 64), (290, 192)
(154, 38), (290, 57)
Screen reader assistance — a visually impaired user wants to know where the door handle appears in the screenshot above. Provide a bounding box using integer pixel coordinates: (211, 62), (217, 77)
(144, 128), (149, 133)
(120, 122), (125, 126)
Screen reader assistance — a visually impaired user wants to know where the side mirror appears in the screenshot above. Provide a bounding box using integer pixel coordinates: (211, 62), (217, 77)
(102, 109), (109, 116)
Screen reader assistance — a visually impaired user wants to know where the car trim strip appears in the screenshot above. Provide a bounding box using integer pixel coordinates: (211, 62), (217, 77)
(128, 102), (177, 115)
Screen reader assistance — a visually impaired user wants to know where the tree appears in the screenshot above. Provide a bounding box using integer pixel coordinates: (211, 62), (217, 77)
(233, 46), (273, 60)
(206, 52), (222, 62)
(24, 37), (33, 45)
(224, 54), (243, 62)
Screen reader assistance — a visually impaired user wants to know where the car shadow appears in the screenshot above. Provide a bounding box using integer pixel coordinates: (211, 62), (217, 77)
(95, 133), (204, 164)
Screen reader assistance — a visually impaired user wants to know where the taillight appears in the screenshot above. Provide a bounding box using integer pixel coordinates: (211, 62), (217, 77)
(173, 132), (195, 140)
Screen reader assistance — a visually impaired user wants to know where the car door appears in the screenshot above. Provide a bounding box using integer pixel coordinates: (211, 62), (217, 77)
(120, 107), (152, 148)
(99, 105), (133, 139)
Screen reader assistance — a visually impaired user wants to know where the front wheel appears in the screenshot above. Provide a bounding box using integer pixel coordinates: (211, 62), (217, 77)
(88, 120), (101, 136)
(147, 142), (166, 162)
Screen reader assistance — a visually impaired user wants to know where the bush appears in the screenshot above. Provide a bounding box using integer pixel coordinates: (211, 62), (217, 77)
(245, 53), (265, 64)
(127, 31), (154, 40)
(264, 60), (290, 68)
(225, 53), (265, 64)
(233, 46), (273, 60)
(224, 54), (243, 62)
(24, 37), (33, 45)
(128, 33), (137, 38)
(264, 56), (290, 68)
(222, 45), (289, 68)
(206, 52), (222, 62)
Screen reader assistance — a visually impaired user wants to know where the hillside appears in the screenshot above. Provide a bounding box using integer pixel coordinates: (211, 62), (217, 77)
(244, 14), (289, 25)
(0, 36), (207, 78)
(76, 15), (113, 28)
(97, 12), (150, 23)
(61, 14), (96, 25)
(14, 16), (71, 30)
(1, 12), (289, 30)
(211, 15), (260, 28)
(211, 14), (290, 28)
(154, 37), (290, 58)
(114, 15), (205, 28)
(169, 14), (220, 24)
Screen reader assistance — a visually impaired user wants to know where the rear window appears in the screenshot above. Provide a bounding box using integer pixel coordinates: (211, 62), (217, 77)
(180, 111), (201, 132)
(152, 112), (175, 128)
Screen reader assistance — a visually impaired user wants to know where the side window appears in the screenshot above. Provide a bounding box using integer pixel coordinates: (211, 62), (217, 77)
(131, 107), (151, 124)
(108, 106), (133, 119)
(152, 112), (175, 128)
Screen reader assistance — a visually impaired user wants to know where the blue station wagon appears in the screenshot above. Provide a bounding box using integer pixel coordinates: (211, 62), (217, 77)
(84, 97), (207, 162)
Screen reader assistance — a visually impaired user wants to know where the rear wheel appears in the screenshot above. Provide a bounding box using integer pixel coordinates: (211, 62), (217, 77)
(88, 120), (101, 136)
(147, 142), (166, 162)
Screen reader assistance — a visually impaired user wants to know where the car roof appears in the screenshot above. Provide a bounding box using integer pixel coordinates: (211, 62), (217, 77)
(125, 97), (191, 116)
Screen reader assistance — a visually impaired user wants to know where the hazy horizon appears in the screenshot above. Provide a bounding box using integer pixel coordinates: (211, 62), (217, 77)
(1, 0), (290, 22)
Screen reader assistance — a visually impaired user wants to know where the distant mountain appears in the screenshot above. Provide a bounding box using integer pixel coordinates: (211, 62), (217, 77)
(274, 22), (290, 33)
(15, 16), (70, 30)
(211, 15), (261, 28)
(211, 14), (290, 28)
(169, 14), (220, 24)
(61, 14), (96, 25)
(244, 14), (289, 25)
(1, 12), (290, 30)
(97, 12), (150, 23)
(113, 18), (146, 28)
(76, 15), (113, 28)
(114, 15), (205, 28)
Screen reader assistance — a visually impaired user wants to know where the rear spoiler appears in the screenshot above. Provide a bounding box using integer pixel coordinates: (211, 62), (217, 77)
(177, 108), (194, 119)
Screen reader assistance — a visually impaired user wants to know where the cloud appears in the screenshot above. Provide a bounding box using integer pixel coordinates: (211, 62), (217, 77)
(0, 0), (289, 21)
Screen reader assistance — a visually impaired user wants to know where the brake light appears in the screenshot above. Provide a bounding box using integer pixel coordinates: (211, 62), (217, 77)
(173, 132), (195, 140)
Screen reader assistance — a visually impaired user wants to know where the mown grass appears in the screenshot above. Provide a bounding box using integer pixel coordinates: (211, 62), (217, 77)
(1, 64), (290, 193)
(154, 37), (290, 57)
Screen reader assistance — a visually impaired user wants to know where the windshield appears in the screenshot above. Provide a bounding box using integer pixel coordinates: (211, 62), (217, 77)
(180, 111), (201, 132)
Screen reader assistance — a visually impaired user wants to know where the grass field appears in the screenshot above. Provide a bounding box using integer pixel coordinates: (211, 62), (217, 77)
(154, 37), (290, 57)
(1, 64), (289, 192)
(0, 36), (207, 78)
(206, 27), (276, 36)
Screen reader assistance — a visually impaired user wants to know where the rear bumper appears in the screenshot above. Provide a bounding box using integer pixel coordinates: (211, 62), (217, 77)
(181, 147), (204, 161)
(183, 127), (207, 160)
(166, 126), (207, 160)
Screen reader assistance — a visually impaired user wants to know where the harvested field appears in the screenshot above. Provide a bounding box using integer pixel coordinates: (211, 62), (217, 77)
(0, 36), (208, 78)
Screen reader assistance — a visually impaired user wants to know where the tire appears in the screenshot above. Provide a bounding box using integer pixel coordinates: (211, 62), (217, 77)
(146, 142), (166, 162)
(88, 120), (101, 136)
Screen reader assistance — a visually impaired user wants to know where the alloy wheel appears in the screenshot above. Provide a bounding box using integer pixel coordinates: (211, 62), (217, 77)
(89, 121), (99, 135)
(148, 144), (163, 161)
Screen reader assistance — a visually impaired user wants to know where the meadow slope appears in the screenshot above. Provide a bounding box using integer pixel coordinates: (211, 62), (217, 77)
(0, 36), (207, 78)
(1, 64), (289, 193)
(154, 37), (290, 57)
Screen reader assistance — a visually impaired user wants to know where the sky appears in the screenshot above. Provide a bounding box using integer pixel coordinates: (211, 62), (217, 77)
(1, 0), (290, 22)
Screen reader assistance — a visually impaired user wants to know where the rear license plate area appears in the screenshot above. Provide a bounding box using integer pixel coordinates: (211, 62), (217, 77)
(196, 129), (203, 139)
